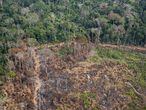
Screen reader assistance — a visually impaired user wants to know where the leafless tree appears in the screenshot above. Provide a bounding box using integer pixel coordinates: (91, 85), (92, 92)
(0, 0), (3, 6)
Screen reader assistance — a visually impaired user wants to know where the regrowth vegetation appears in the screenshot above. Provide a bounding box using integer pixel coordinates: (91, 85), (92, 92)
(90, 47), (146, 88)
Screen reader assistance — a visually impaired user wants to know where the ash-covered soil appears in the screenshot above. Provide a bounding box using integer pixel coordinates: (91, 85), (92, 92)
(1, 42), (146, 110)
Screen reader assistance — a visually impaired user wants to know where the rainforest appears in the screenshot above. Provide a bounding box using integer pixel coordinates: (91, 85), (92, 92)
(0, 0), (146, 110)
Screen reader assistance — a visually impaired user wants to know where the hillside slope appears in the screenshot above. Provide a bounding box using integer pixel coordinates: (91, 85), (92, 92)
(1, 42), (146, 110)
(0, 0), (146, 109)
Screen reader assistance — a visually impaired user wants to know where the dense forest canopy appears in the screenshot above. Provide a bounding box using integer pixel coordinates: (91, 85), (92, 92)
(0, 0), (146, 44)
(0, 0), (146, 75)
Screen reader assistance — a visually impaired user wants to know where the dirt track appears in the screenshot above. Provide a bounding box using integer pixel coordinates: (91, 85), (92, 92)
(99, 44), (146, 54)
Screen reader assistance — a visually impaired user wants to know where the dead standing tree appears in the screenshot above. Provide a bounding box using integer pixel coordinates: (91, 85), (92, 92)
(0, 0), (3, 6)
(90, 28), (101, 45)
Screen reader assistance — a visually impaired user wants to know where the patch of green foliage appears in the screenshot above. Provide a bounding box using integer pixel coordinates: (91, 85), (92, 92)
(80, 91), (96, 109)
(95, 47), (125, 60)
(7, 71), (16, 78)
(143, 106), (146, 110)
(58, 46), (74, 57)
(80, 92), (91, 109)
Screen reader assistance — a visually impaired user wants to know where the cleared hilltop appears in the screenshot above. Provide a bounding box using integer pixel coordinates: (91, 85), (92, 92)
(0, 41), (146, 110)
(0, 0), (146, 110)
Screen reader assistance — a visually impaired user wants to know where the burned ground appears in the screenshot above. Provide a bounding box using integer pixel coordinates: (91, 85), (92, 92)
(1, 42), (146, 110)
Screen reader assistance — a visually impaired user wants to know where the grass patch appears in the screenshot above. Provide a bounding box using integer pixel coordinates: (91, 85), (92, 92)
(95, 47), (125, 60)
(80, 92), (91, 109)
(80, 92), (96, 109)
